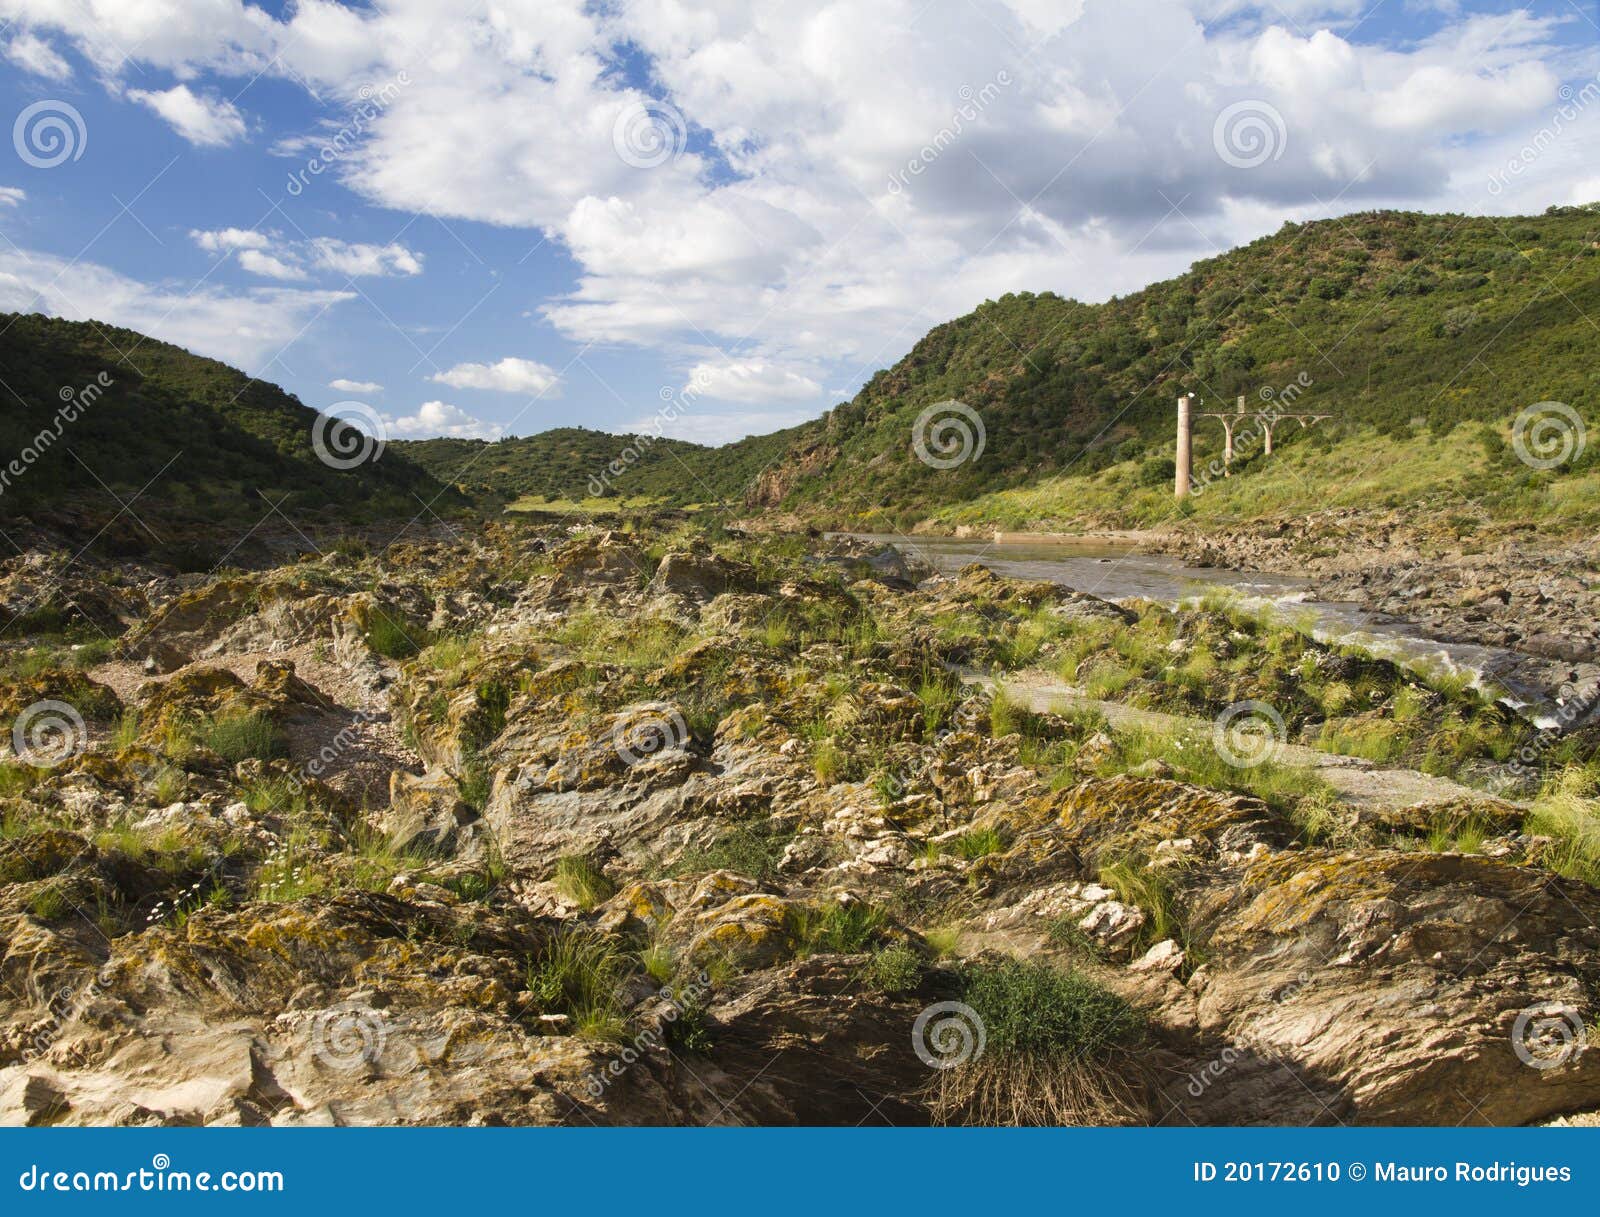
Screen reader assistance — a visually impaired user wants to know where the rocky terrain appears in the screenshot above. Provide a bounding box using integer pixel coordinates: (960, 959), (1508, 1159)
(1152, 510), (1600, 728)
(1, 520), (1598, 1126)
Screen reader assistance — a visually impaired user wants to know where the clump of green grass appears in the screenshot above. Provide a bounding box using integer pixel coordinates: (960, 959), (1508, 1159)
(812, 739), (847, 785)
(1525, 764), (1600, 886)
(198, 709), (285, 764)
(27, 883), (70, 922)
(111, 711), (141, 751)
(0, 762), (39, 799)
(1097, 857), (1179, 952)
(794, 900), (889, 956)
(917, 673), (963, 738)
(989, 685), (1017, 737)
(668, 822), (794, 881)
(364, 610), (427, 660)
(923, 925), (962, 959)
(553, 853), (616, 910)
(526, 927), (627, 1042)
(251, 836), (328, 902)
(1316, 717), (1408, 763)
(1100, 722), (1331, 812)
(933, 957), (1144, 1126)
(456, 744), (492, 811)
(947, 825), (1006, 860)
(241, 774), (309, 815)
(151, 762), (189, 805)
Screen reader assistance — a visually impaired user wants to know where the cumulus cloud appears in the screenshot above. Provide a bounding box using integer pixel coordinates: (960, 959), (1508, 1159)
(684, 360), (822, 405)
(236, 249), (306, 280)
(431, 357), (562, 395)
(10, 0), (1599, 409)
(5, 31), (71, 80)
(330, 377), (383, 394)
(308, 239), (423, 277)
(0, 244), (352, 369)
(385, 400), (505, 439)
(0, 187), (25, 208)
(189, 229), (422, 281)
(190, 227), (269, 252)
(128, 84), (248, 146)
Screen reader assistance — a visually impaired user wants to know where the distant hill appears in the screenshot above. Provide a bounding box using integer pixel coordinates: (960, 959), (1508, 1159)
(395, 421), (812, 508)
(0, 313), (461, 557)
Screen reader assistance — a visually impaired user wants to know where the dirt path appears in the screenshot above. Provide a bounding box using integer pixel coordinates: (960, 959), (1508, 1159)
(92, 641), (417, 805)
(970, 669), (1513, 809)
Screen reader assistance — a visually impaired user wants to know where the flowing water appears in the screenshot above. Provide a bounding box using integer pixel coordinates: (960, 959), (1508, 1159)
(841, 532), (1554, 716)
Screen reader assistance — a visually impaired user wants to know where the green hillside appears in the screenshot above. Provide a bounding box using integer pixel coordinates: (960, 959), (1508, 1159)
(0, 313), (461, 553)
(754, 206), (1600, 530)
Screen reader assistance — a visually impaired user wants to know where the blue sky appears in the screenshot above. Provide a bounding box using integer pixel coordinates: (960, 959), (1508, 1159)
(1, 0), (1599, 448)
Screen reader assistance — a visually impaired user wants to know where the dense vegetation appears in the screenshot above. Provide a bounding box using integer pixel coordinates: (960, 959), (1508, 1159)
(748, 205), (1600, 526)
(0, 313), (459, 556)
(395, 421), (810, 510)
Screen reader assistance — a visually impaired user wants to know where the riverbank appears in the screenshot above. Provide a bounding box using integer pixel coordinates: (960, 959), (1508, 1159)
(848, 525), (1600, 730)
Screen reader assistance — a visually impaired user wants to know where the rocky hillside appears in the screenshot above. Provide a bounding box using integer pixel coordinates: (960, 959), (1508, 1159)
(0, 314), (461, 558)
(2, 520), (1598, 1125)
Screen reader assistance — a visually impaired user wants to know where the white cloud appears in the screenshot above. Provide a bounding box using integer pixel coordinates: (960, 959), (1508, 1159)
(432, 357), (561, 395)
(128, 84), (247, 146)
(620, 408), (816, 446)
(0, 187), (25, 208)
(386, 400), (504, 439)
(330, 377), (383, 394)
(10, 0), (1599, 411)
(190, 227), (269, 253)
(685, 360), (822, 405)
(191, 228), (423, 280)
(308, 239), (423, 277)
(237, 249), (306, 280)
(0, 244), (352, 369)
(5, 31), (71, 80)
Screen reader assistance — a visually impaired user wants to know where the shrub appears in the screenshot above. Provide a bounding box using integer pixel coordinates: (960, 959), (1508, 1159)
(868, 942), (923, 993)
(933, 958), (1144, 1126)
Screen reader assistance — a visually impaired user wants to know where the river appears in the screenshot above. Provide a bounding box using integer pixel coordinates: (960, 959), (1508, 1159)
(841, 532), (1556, 718)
